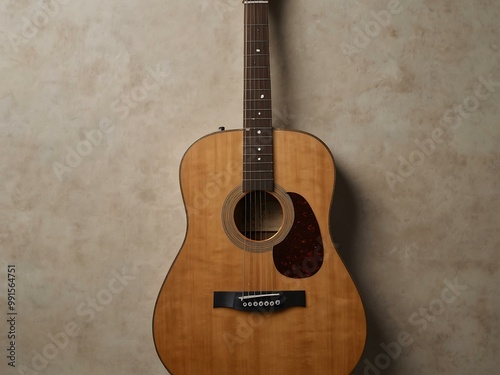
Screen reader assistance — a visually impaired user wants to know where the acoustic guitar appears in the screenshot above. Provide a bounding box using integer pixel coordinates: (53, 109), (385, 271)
(153, 1), (366, 374)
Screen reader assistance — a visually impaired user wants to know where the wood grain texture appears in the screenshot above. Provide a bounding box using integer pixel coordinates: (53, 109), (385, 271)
(153, 129), (366, 375)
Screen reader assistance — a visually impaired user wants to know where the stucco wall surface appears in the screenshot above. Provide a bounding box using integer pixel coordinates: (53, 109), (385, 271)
(0, 0), (499, 374)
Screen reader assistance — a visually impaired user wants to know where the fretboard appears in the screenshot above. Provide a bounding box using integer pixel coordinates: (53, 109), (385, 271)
(243, 0), (273, 192)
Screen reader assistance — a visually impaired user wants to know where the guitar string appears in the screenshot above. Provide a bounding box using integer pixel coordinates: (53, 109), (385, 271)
(264, 0), (270, 338)
(254, 2), (259, 299)
(260, 5), (264, 294)
(249, 2), (254, 299)
(247, 4), (254, 348)
(254, 4), (262, 295)
(255, 3), (261, 298)
(257, 2), (265, 297)
(260, 3), (267, 297)
(257, 4), (271, 296)
(244, 0), (252, 295)
(256, 3), (262, 297)
(243, 2), (248, 301)
(261, 4), (266, 297)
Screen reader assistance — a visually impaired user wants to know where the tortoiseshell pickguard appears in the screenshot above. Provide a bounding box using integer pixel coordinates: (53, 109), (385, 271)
(273, 192), (324, 279)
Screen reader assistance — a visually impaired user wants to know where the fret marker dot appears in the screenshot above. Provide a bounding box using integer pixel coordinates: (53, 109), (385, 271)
(256, 49), (261, 53)
(258, 112), (261, 116)
(260, 94), (265, 99)
(258, 158), (262, 161)
(257, 130), (262, 134)
(258, 148), (262, 151)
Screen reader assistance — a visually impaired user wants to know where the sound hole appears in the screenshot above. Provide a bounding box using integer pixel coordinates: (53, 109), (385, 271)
(234, 191), (283, 241)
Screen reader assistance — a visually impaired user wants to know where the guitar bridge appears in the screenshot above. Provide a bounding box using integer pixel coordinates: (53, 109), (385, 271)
(213, 291), (306, 312)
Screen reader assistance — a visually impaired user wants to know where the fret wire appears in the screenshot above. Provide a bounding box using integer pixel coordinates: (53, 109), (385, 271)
(242, 178), (274, 181)
(242, 173), (273, 175)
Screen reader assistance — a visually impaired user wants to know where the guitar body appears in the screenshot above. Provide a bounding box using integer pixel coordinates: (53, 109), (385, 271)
(153, 129), (366, 375)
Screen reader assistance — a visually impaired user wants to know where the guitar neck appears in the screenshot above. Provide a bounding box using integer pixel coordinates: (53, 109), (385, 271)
(243, 0), (274, 192)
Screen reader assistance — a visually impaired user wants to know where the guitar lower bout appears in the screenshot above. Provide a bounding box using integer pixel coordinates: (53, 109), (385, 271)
(153, 129), (366, 375)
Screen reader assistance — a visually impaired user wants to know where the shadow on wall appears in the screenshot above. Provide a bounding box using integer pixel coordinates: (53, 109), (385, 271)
(331, 166), (397, 375)
(269, 0), (291, 125)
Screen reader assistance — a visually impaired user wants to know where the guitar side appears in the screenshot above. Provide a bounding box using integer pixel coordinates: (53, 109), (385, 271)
(153, 129), (366, 375)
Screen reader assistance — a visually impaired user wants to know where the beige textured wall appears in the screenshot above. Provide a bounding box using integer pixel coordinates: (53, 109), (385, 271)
(1, 0), (499, 374)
